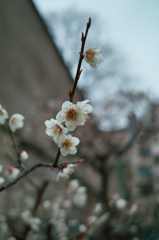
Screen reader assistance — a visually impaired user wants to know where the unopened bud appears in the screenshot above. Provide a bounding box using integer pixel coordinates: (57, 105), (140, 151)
(19, 150), (28, 161)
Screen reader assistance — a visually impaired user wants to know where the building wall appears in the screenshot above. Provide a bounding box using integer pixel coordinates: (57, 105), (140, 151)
(0, 0), (83, 119)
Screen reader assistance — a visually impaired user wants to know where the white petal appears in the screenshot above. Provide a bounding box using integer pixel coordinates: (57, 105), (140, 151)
(90, 46), (101, 52)
(62, 101), (73, 111)
(83, 104), (93, 113)
(77, 100), (89, 108)
(60, 148), (68, 156)
(68, 146), (77, 155)
(65, 121), (77, 131)
(56, 111), (66, 123)
(44, 120), (54, 128)
(72, 137), (80, 146)
(89, 63), (97, 68)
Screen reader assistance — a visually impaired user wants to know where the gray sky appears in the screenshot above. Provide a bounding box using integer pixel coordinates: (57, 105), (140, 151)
(33, 0), (159, 130)
(33, 0), (159, 97)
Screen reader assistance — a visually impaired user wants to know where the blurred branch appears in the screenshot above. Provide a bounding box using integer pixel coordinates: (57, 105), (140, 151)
(0, 159), (80, 193)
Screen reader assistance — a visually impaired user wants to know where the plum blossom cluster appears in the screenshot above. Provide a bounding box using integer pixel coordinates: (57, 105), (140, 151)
(45, 100), (93, 157)
(21, 210), (41, 231)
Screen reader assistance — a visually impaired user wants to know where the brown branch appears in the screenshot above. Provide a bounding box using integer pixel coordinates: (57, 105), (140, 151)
(0, 162), (53, 192)
(0, 160), (82, 193)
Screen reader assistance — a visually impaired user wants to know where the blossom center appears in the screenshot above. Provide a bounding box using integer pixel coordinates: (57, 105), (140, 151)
(53, 124), (62, 134)
(66, 108), (77, 120)
(11, 117), (18, 125)
(86, 49), (95, 61)
(62, 138), (73, 149)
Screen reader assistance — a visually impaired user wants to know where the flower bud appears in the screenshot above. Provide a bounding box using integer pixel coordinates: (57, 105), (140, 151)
(0, 104), (8, 124)
(19, 150), (28, 161)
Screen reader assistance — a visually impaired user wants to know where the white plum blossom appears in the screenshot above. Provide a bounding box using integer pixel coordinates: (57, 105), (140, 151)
(68, 179), (80, 192)
(0, 104), (8, 124)
(128, 203), (138, 215)
(21, 210), (41, 231)
(56, 100), (93, 131)
(6, 166), (21, 180)
(84, 46), (103, 68)
(87, 215), (97, 226)
(45, 119), (68, 146)
(43, 200), (51, 209)
(93, 203), (103, 215)
(115, 198), (127, 210)
(62, 199), (72, 209)
(9, 113), (25, 132)
(0, 177), (5, 185)
(60, 135), (80, 156)
(79, 224), (87, 233)
(56, 164), (76, 181)
(19, 150), (28, 161)
(73, 187), (87, 208)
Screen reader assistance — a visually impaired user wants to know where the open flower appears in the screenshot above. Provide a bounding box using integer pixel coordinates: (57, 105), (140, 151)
(56, 100), (93, 131)
(84, 46), (103, 68)
(56, 164), (76, 181)
(0, 104), (8, 125)
(44, 119), (68, 146)
(9, 113), (25, 132)
(60, 134), (80, 156)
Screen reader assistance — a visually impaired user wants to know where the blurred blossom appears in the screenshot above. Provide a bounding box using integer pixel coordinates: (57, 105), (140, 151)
(54, 220), (69, 236)
(87, 215), (97, 226)
(21, 210), (41, 231)
(0, 104), (8, 124)
(73, 188), (87, 208)
(79, 224), (87, 233)
(68, 179), (80, 192)
(128, 203), (138, 215)
(9, 113), (25, 132)
(19, 150), (29, 161)
(62, 199), (72, 209)
(115, 199), (127, 210)
(84, 46), (103, 68)
(68, 219), (79, 226)
(43, 200), (51, 209)
(93, 203), (103, 215)
(6, 166), (20, 180)
(0, 176), (5, 185)
(130, 225), (138, 233)
(76, 186), (87, 194)
(58, 209), (66, 219)
(0, 221), (8, 234)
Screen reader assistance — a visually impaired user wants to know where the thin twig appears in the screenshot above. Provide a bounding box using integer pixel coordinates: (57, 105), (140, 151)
(53, 17), (91, 167)
(70, 17), (91, 102)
